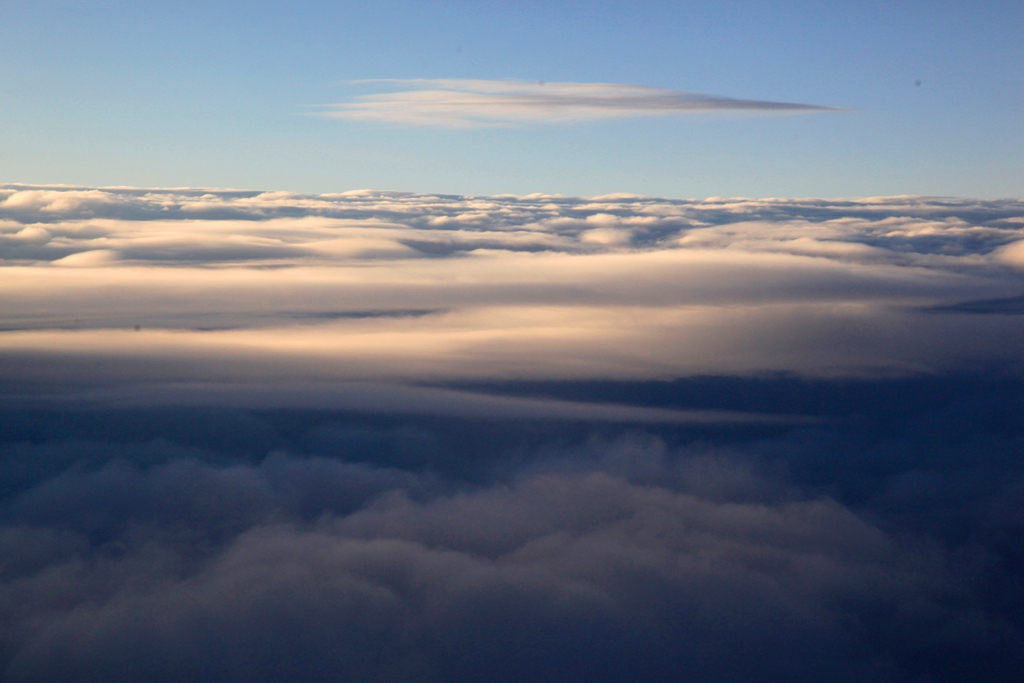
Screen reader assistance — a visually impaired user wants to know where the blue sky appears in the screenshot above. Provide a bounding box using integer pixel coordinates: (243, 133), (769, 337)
(1, 0), (1021, 198)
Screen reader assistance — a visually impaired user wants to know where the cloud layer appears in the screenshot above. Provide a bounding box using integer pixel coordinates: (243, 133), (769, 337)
(320, 79), (841, 127)
(1, 183), (1024, 680)
(1, 185), (1023, 410)
(1, 396), (1023, 682)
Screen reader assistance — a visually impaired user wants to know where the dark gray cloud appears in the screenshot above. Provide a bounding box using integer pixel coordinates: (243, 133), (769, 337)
(927, 293), (1024, 315)
(0, 389), (1023, 682)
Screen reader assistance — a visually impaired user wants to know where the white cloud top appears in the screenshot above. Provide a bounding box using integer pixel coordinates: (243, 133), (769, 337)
(321, 79), (841, 127)
(1, 184), (1023, 413)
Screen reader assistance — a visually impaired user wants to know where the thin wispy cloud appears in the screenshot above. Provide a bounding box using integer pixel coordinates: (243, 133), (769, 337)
(320, 79), (843, 127)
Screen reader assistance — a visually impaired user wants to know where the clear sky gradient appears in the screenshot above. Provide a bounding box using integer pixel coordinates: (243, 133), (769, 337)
(1, 0), (1021, 198)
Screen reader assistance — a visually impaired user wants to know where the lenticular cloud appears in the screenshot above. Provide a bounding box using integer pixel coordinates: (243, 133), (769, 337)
(320, 79), (842, 127)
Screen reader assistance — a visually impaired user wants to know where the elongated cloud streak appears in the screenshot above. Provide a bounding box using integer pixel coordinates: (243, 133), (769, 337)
(321, 79), (842, 127)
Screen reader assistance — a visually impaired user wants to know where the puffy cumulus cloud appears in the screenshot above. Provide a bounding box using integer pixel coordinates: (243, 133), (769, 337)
(318, 79), (842, 127)
(0, 370), (1023, 681)
(3, 185), (1021, 258)
(0, 188), (127, 216)
(996, 238), (1024, 267)
(0, 425), (1022, 683)
(0, 499), (906, 681)
(50, 249), (121, 267)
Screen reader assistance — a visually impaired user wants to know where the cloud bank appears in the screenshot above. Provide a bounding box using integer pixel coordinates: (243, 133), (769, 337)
(2, 185), (1024, 679)
(1, 184), (1022, 401)
(320, 79), (841, 127)
(1, 399), (1024, 682)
